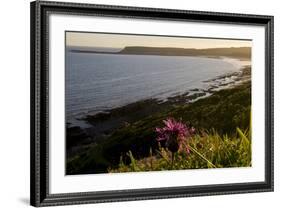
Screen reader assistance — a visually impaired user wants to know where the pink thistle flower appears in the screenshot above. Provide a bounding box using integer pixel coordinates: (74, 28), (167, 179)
(155, 118), (195, 153)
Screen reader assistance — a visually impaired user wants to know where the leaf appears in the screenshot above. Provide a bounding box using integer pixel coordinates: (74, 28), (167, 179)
(237, 127), (249, 147)
(189, 145), (217, 168)
(127, 151), (137, 171)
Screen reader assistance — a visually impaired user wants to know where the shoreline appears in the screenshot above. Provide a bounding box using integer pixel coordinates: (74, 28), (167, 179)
(66, 66), (251, 159)
(67, 80), (251, 174)
(66, 52), (250, 125)
(70, 65), (250, 122)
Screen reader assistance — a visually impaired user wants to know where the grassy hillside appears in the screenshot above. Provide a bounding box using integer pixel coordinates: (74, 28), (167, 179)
(110, 127), (251, 172)
(67, 82), (251, 174)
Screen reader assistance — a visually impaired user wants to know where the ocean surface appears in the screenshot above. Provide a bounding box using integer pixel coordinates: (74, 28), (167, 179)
(66, 47), (250, 124)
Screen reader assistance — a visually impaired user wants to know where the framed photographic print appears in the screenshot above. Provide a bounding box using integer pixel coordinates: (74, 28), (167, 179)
(30, 0), (274, 206)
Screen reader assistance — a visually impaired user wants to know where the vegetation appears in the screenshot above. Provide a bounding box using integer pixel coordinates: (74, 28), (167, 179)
(109, 127), (251, 172)
(67, 82), (251, 174)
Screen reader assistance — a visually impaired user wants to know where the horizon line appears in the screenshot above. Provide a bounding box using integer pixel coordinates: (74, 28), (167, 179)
(66, 45), (251, 50)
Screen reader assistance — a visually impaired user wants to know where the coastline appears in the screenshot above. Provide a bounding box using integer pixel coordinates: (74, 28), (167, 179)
(68, 64), (250, 124)
(66, 49), (250, 124)
(66, 66), (251, 174)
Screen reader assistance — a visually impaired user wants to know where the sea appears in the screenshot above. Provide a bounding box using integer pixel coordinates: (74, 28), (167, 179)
(66, 47), (250, 125)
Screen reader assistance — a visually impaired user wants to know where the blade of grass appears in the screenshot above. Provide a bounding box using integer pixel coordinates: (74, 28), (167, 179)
(127, 151), (137, 171)
(189, 145), (217, 168)
(237, 127), (250, 146)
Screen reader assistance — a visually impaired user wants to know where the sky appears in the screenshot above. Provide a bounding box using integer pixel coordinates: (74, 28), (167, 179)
(66, 31), (252, 49)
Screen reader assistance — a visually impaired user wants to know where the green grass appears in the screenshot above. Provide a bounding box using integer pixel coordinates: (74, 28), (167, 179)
(109, 127), (251, 173)
(67, 82), (251, 174)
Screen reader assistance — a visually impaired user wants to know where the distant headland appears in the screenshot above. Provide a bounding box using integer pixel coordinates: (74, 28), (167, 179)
(70, 46), (251, 59)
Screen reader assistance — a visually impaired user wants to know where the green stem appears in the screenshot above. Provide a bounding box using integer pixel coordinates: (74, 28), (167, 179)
(171, 152), (175, 169)
(189, 145), (217, 168)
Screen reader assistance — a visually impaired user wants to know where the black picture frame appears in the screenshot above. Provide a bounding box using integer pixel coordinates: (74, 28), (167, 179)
(30, 0), (274, 207)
